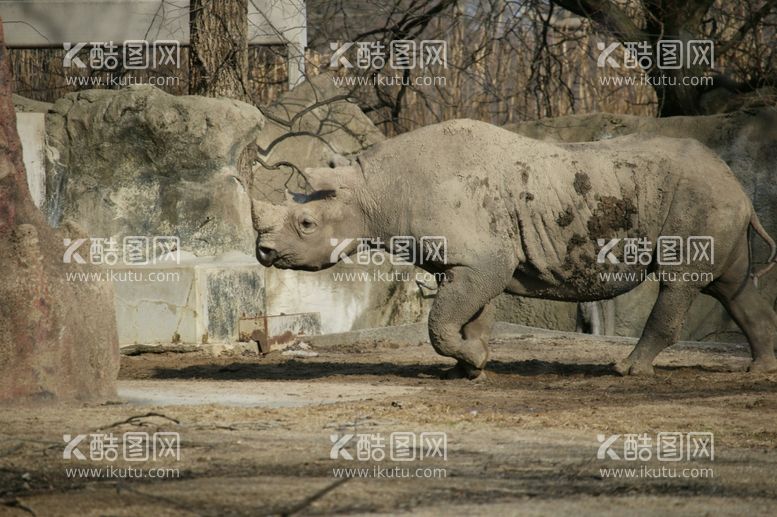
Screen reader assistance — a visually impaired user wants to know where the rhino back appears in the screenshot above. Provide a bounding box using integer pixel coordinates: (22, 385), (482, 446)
(356, 119), (532, 261)
(356, 120), (730, 279)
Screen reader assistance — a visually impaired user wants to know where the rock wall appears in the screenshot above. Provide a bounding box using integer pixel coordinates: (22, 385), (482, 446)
(251, 72), (385, 202)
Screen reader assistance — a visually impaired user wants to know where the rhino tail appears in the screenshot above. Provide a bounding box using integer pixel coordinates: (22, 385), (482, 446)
(750, 211), (777, 287)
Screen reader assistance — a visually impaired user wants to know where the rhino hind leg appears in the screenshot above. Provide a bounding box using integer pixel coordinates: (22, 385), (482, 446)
(428, 267), (503, 380)
(614, 284), (699, 376)
(701, 234), (777, 372)
(723, 284), (777, 372)
(707, 276), (777, 373)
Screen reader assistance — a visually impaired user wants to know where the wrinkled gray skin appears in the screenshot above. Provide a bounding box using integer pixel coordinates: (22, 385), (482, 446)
(253, 119), (777, 379)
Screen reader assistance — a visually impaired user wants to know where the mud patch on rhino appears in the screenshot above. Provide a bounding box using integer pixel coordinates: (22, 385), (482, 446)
(567, 233), (587, 249)
(613, 159), (637, 170)
(561, 236), (598, 296)
(586, 196), (636, 240)
(556, 207), (574, 228)
(489, 213), (499, 233)
(519, 191), (535, 202)
(573, 172), (592, 196)
(515, 161), (531, 184)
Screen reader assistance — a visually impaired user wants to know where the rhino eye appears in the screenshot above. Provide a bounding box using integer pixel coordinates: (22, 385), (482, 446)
(299, 216), (318, 233)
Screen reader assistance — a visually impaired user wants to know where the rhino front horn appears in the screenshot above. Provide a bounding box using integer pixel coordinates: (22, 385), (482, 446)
(250, 198), (281, 230)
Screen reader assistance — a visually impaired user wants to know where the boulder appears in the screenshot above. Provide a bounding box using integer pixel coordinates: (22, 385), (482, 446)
(251, 72), (385, 202)
(45, 85), (265, 257)
(0, 22), (119, 402)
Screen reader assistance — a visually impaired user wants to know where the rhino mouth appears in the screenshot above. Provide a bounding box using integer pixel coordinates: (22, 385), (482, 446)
(258, 257), (275, 267)
(280, 262), (322, 271)
(256, 245), (280, 267)
(256, 244), (335, 271)
(256, 252), (322, 271)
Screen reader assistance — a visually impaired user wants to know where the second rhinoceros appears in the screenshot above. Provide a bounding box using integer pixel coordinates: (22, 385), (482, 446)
(251, 119), (777, 379)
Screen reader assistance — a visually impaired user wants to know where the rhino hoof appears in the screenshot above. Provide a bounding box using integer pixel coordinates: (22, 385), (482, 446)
(613, 359), (655, 377)
(748, 357), (777, 373)
(442, 362), (485, 380)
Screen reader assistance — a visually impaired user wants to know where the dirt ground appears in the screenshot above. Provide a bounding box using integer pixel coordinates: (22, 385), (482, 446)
(1, 331), (777, 516)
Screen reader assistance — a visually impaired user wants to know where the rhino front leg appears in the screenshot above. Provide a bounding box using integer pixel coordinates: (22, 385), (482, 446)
(428, 266), (504, 380)
(441, 302), (496, 380)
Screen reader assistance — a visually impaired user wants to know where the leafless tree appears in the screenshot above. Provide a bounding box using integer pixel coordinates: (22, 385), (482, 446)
(305, 0), (776, 124)
(550, 0), (777, 116)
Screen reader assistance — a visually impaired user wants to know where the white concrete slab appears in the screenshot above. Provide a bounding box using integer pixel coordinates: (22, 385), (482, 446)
(16, 112), (46, 208)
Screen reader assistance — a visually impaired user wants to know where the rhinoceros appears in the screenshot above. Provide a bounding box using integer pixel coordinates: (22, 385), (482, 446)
(251, 119), (777, 379)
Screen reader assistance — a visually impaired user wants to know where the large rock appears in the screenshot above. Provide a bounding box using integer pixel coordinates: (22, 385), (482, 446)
(251, 72), (385, 202)
(45, 85), (265, 257)
(502, 110), (777, 342)
(0, 22), (119, 402)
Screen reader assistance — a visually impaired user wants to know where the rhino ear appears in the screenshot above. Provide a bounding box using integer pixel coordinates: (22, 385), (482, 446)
(303, 165), (363, 197)
(327, 153), (351, 168)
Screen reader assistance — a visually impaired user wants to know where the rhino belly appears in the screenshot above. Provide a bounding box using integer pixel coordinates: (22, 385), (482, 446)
(505, 264), (649, 302)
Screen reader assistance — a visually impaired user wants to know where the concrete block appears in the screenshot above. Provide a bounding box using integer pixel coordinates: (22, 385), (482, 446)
(16, 112), (46, 208)
(199, 259), (265, 343)
(113, 253), (265, 347)
(113, 265), (198, 345)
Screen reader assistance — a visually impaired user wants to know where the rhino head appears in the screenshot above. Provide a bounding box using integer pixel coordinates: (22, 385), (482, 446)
(252, 165), (367, 271)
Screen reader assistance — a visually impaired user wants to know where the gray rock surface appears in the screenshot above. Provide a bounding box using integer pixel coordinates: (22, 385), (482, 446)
(251, 72), (385, 203)
(45, 85), (265, 256)
(12, 94), (52, 113)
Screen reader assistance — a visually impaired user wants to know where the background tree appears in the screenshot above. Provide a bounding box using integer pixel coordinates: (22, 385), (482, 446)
(189, 0), (250, 101)
(6, 1), (776, 120)
(307, 0), (648, 132)
(550, 0), (777, 116)
(307, 0), (777, 124)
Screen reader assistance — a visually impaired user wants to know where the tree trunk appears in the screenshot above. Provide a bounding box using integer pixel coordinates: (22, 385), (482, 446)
(550, 0), (719, 117)
(0, 17), (120, 402)
(644, 8), (711, 117)
(650, 68), (706, 117)
(189, 0), (250, 101)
